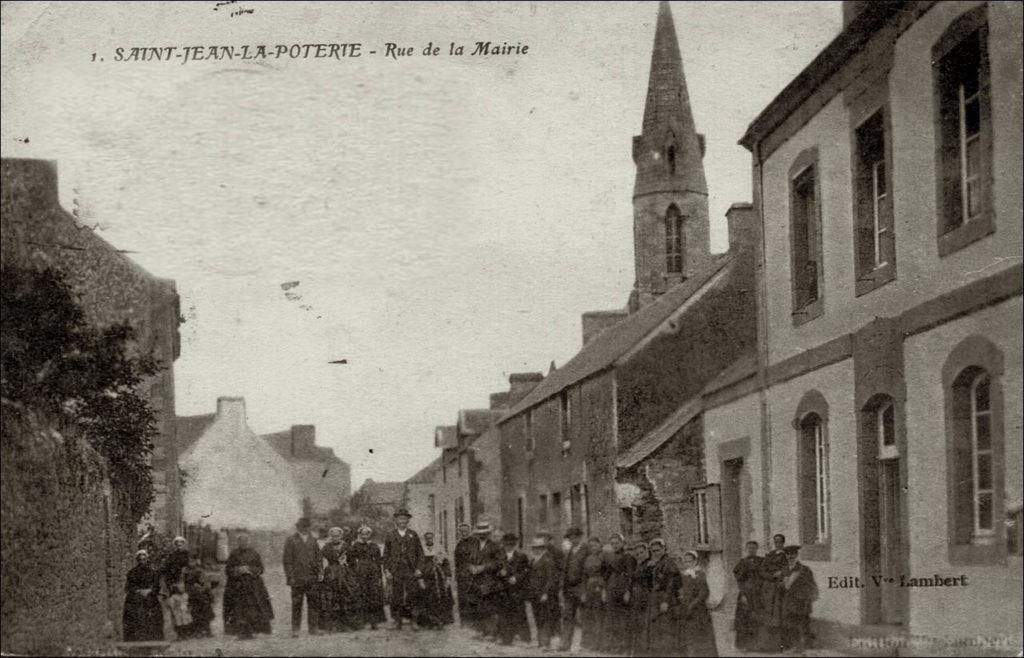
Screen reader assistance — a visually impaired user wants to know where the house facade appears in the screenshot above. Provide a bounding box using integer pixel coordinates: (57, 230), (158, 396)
(700, 0), (1022, 641)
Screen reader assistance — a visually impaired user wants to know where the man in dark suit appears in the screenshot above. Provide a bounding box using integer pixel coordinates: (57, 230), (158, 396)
(282, 517), (322, 637)
(781, 545), (818, 652)
(466, 521), (502, 639)
(558, 526), (587, 651)
(527, 536), (562, 650)
(495, 532), (530, 645)
(453, 523), (477, 628)
(382, 508), (423, 630)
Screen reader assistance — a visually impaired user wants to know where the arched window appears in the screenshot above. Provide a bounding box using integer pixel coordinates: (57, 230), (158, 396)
(665, 205), (684, 275)
(665, 132), (679, 176)
(943, 335), (1006, 563)
(795, 390), (830, 559)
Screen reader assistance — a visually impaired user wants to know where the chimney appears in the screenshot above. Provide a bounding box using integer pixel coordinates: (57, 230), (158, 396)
(508, 372), (544, 406)
(489, 392), (510, 410)
(726, 202), (755, 253)
(216, 397), (246, 431)
(290, 425), (316, 458)
(582, 310), (628, 345)
(1, 159), (60, 211)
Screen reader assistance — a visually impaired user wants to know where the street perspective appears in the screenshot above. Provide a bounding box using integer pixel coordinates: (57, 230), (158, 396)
(1, 1), (1022, 657)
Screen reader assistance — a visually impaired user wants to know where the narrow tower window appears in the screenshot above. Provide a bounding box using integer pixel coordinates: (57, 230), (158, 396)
(665, 205), (684, 275)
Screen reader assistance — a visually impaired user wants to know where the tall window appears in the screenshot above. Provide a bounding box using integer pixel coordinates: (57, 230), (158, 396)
(695, 488), (710, 545)
(538, 494), (549, 524)
(799, 412), (830, 545)
(944, 336), (1006, 563)
(792, 167), (819, 305)
(560, 390), (572, 451)
(455, 496), (465, 526)
(665, 205), (684, 275)
(877, 399), (897, 461)
(551, 492), (562, 527)
(933, 7), (993, 255)
(525, 411), (534, 452)
(854, 110), (894, 280)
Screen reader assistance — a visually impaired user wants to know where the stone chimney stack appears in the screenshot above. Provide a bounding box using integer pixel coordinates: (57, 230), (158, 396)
(508, 373), (544, 406)
(725, 202), (756, 253)
(489, 392), (510, 410)
(216, 397), (247, 432)
(290, 425), (316, 458)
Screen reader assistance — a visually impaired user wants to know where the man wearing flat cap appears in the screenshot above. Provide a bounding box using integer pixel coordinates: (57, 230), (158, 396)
(528, 535), (561, 650)
(283, 517), (322, 637)
(495, 532), (530, 645)
(382, 508), (423, 629)
(559, 526), (587, 651)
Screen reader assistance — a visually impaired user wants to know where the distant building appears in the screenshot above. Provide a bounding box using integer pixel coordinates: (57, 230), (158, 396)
(262, 425), (351, 517)
(0, 158), (183, 534)
(405, 458), (441, 539)
(353, 479), (407, 520)
(177, 397), (302, 531)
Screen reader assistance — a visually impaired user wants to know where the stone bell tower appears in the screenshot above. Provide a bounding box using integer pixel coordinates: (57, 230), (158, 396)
(629, 1), (710, 312)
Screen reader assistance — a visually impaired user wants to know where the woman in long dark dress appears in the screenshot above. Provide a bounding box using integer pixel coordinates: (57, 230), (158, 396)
(580, 536), (607, 652)
(347, 525), (386, 629)
(601, 533), (636, 655)
(679, 551), (718, 657)
(123, 550), (165, 641)
(183, 555), (216, 638)
(629, 540), (653, 657)
(223, 534), (274, 639)
(647, 539), (684, 658)
(319, 527), (353, 632)
(732, 540), (763, 651)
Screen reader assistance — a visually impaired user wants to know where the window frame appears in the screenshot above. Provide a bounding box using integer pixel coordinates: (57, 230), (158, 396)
(932, 5), (995, 257)
(560, 390), (572, 454)
(850, 96), (897, 297)
(788, 147), (825, 325)
(794, 390), (831, 561)
(665, 204), (685, 276)
(942, 335), (1007, 564)
(525, 410), (535, 454)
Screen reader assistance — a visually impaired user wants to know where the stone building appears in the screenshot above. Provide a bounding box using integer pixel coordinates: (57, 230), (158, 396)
(177, 397), (302, 531)
(405, 458), (441, 539)
(0, 158), (183, 534)
(262, 424), (352, 517)
(352, 479), (408, 520)
(697, 0), (1022, 642)
(497, 1), (755, 559)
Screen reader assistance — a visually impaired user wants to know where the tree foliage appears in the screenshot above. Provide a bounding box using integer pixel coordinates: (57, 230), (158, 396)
(1, 265), (161, 527)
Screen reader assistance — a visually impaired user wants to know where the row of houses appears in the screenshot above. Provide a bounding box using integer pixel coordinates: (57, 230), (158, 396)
(404, 0), (1022, 644)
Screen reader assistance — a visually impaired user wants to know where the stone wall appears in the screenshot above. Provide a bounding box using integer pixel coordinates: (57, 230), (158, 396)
(1, 410), (133, 654)
(0, 158), (182, 534)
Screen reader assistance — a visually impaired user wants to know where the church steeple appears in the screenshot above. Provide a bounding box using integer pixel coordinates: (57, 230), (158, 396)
(629, 0), (710, 312)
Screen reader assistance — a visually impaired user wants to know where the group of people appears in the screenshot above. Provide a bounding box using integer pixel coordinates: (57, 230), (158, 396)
(452, 521), (718, 657)
(282, 510), (454, 638)
(733, 534), (818, 654)
(122, 536), (217, 642)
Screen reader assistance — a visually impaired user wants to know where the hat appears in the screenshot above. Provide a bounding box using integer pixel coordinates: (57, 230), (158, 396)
(682, 550), (700, 562)
(393, 508), (412, 519)
(530, 537), (547, 548)
(784, 544), (801, 556)
(534, 528), (553, 539)
(474, 521), (492, 534)
(564, 526), (583, 538)
(296, 517), (311, 530)
(501, 532), (518, 544)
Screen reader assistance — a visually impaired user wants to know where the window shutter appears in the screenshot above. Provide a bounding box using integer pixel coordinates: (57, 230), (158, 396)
(857, 226), (875, 274)
(706, 484), (722, 551)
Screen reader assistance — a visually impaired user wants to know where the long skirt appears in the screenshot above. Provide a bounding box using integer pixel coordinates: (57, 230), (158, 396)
(683, 608), (719, 657)
(734, 589), (761, 651)
(647, 603), (685, 658)
(351, 563), (386, 626)
(223, 575), (273, 636)
(123, 591), (164, 641)
(601, 603), (634, 654)
(580, 600), (604, 651)
(532, 596), (561, 648)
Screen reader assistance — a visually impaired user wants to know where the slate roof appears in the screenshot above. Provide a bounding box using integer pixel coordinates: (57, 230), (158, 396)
(175, 413), (215, 454)
(617, 397), (702, 469)
(701, 351), (758, 395)
(358, 479), (406, 506)
(500, 252), (735, 421)
(406, 457), (441, 485)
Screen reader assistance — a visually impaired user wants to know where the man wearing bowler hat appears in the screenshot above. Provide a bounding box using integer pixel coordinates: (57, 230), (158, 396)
(383, 508), (423, 629)
(283, 517), (322, 637)
(559, 526), (587, 651)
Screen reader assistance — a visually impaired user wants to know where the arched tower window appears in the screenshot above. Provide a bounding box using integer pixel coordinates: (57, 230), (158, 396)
(665, 132), (679, 176)
(665, 205), (685, 275)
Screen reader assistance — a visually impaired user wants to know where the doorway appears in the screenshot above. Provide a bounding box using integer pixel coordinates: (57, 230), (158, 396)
(721, 458), (745, 569)
(878, 458), (903, 624)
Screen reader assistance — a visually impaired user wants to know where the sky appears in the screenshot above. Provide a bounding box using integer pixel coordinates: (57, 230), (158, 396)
(0, 1), (842, 487)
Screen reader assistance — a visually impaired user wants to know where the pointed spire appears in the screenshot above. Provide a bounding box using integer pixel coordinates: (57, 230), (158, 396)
(635, 0), (706, 197)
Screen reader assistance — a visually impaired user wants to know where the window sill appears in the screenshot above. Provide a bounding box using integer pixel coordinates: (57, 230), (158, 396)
(792, 297), (824, 327)
(938, 215), (995, 258)
(800, 542), (831, 562)
(948, 540), (1005, 565)
(855, 262), (896, 297)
